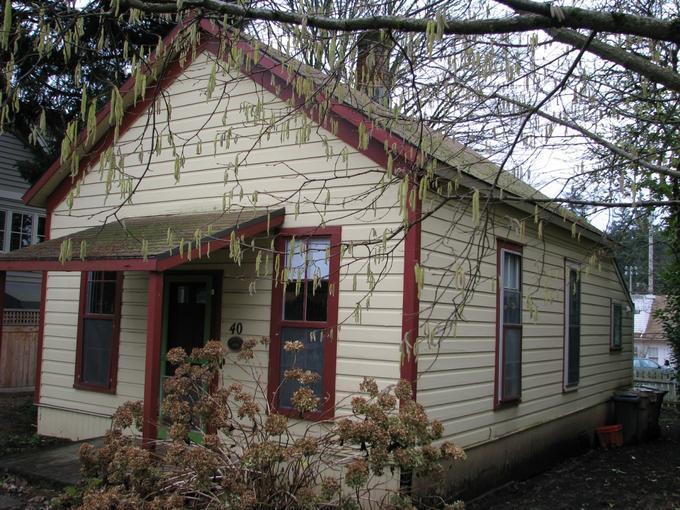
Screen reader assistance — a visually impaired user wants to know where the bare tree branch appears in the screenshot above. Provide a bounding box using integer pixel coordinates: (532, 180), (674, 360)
(120, 0), (680, 43)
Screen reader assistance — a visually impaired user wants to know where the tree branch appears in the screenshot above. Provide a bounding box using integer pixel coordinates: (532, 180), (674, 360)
(547, 26), (680, 94)
(495, 0), (680, 44)
(121, 0), (680, 43)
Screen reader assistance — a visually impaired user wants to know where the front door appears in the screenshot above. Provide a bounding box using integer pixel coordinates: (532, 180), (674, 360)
(161, 274), (214, 384)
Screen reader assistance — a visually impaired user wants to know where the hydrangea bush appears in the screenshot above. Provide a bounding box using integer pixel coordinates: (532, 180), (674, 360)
(76, 340), (466, 509)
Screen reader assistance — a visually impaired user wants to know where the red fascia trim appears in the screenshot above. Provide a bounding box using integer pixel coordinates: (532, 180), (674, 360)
(143, 271), (164, 447)
(399, 180), (422, 402)
(267, 226), (341, 421)
(73, 271), (124, 394)
(494, 238), (523, 408)
(24, 16), (198, 208)
(34, 210), (52, 404)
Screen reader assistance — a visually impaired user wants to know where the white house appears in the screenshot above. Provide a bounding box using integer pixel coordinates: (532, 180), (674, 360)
(0, 19), (633, 495)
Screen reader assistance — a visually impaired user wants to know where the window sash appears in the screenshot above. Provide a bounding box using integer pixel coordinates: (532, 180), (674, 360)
(0, 210), (46, 252)
(564, 264), (581, 388)
(497, 243), (523, 404)
(611, 302), (623, 350)
(269, 229), (340, 420)
(75, 271), (122, 392)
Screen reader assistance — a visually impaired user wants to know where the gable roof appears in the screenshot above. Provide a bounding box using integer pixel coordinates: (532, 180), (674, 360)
(632, 294), (667, 340)
(24, 17), (608, 244)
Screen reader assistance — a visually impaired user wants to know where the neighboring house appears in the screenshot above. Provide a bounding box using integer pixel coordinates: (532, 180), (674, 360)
(0, 20), (633, 495)
(0, 132), (45, 310)
(632, 294), (673, 366)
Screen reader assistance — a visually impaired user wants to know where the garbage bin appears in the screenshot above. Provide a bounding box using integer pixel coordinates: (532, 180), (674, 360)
(635, 386), (668, 439)
(612, 390), (650, 444)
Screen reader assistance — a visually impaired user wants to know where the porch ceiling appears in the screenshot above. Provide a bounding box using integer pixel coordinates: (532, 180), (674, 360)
(0, 208), (285, 272)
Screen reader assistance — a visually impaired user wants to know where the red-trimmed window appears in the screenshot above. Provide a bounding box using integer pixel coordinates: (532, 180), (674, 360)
(268, 227), (340, 419)
(564, 261), (581, 388)
(610, 301), (623, 351)
(74, 271), (123, 393)
(496, 240), (522, 405)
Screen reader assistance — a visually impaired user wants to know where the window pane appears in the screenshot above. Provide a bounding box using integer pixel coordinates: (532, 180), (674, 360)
(285, 239), (306, 276)
(278, 327), (324, 409)
(81, 318), (113, 386)
(306, 280), (328, 322)
(86, 272), (117, 315)
(612, 304), (622, 348)
(283, 281), (304, 320)
(0, 210), (5, 250)
(306, 238), (330, 279)
(503, 289), (521, 325)
(10, 213), (33, 250)
(37, 216), (46, 242)
(503, 328), (521, 400)
(503, 251), (521, 290)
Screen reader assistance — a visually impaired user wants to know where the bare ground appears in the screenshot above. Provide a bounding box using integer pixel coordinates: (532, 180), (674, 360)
(467, 406), (680, 510)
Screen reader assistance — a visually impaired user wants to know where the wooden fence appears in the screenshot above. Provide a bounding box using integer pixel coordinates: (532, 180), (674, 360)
(634, 368), (679, 404)
(0, 309), (39, 389)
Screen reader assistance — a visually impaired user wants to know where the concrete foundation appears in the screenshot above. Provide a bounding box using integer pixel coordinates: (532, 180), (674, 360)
(414, 402), (611, 502)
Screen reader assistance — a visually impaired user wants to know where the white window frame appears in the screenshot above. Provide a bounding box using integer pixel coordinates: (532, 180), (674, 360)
(563, 260), (581, 390)
(0, 208), (45, 252)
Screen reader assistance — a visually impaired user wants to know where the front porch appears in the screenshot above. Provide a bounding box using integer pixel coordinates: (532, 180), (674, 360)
(0, 208), (285, 444)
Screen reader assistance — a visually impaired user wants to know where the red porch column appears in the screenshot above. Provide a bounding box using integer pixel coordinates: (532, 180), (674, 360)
(0, 271), (5, 375)
(143, 271), (164, 447)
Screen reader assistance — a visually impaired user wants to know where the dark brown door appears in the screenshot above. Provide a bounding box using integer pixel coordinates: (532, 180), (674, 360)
(165, 280), (210, 376)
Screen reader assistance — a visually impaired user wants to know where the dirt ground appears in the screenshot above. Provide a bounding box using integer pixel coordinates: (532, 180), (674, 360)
(1, 392), (679, 509)
(467, 406), (680, 510)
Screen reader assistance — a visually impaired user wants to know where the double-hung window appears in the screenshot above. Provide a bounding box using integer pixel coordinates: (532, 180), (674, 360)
(268, 228), (340, 419)
(74, 271), (123, 393)
(564, 262), (581, 389)
(610, 301), (623, 351)
(0, 209), (46, 252)
(496, 240), (522, 405)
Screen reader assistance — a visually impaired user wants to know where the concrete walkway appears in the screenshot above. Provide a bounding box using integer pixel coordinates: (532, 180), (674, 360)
(0, 438), (104, 487)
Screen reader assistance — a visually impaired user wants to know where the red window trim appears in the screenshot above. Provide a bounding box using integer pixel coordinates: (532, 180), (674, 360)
(494, 238), (523, 408)
(267, 226), (341, 421)
(610, 299), (623, 352)
(74, 271), (124, 394)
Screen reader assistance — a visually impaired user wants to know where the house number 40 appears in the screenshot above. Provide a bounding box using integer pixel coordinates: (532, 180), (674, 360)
(230, 322), (243, 335)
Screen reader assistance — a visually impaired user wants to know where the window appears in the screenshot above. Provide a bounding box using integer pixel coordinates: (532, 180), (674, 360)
(74, 271), (123, 392)
(496, 240), (522, 405)
(0, 210), (5, 250)
(611, 301), (623, 351)
(0, 210), (45, 252)
(268, 228), (340, 419)
(647, 346), (659, 363)
(564, 262), (581, 388)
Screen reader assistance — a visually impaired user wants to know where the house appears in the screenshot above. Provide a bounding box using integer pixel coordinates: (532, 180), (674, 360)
(632, 294), (673, 366)
(0, 132), (45, 311)
(0, 132), (45, 388)
(0, 19), (633, 495)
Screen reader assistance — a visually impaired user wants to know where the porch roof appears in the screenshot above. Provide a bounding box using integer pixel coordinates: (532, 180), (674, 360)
(0, 208), (284, 272)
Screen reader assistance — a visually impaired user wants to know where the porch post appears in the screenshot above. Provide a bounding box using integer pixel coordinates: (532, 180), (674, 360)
(143, 271), (164, 447)
(0, 271), (5, 376)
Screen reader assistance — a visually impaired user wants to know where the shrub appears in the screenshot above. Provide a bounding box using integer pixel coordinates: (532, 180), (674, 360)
(77, 340), (465, 509)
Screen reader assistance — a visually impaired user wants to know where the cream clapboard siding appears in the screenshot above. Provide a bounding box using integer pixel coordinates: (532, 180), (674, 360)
(39, 50), (406, 436)
(417, 196), (632, 448)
